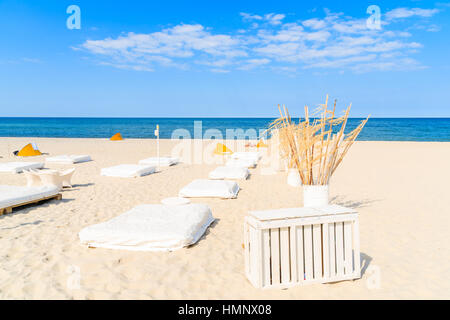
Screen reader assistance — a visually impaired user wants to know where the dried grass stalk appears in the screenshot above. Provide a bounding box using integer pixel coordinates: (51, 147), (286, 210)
(269, 95), (370, 185)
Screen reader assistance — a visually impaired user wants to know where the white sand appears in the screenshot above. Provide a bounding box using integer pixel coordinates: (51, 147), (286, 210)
(0, 137), (449, 299)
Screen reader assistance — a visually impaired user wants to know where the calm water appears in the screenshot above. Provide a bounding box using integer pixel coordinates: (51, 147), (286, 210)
(0, 117), (449, 141)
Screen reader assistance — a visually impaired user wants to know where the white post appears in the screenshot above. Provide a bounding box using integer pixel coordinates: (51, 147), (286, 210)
(155, 124), (160, 169)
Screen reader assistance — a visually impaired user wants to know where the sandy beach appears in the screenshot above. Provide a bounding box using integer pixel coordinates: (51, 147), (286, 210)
(0, 137), (449, 299)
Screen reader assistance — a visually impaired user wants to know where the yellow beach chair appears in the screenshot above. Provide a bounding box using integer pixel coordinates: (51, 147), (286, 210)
(110, 133), (123, 141)
(17, 143), (42, 157)
(256, 140), (268, 148)
(213, 143), (233, 155)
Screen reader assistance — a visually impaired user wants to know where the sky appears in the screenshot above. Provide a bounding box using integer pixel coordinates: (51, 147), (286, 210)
(0, 0), (449, 117)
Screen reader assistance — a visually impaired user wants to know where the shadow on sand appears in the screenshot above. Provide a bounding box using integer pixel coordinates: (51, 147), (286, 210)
(188, 218), (220, 248)
(330, 195), (381, 209)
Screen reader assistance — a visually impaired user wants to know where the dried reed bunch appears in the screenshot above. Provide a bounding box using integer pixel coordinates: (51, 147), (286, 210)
(269, 95), (370, 185)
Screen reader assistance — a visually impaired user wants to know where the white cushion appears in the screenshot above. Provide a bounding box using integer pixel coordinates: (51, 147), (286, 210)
(46, 155), (91, 164)
(161, 197), (191, 206)
(179, 179), (240, 199)
(100, 164), (156, 178)
(0, 185), (59, 209)
(138, 157), (179, 167)
(79, 204), (214, 251)
(231, 152), (262, 162)
(0, 162), (44, 174)
(209, 166), (249, 180)
(225, 158), (257, 168)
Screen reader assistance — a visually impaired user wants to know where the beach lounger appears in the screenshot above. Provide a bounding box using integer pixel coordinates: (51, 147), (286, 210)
(0, 162), (44, 174)
(231, 152), (262, 162)
(100, 164), (156, 178)
(225, 158), (257, 169)
(45, 155), (91, 164)
(138, 157), (179, 167)
(0, 185), (61, 215)
(79, 203), (214, 251)
(208, 166), (249, 180)
(179, 179), (240, 199)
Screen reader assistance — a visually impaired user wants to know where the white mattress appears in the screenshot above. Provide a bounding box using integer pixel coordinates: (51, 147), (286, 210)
(46, 155), (91, 164)
(179, 179), (240, 199)
(79, 204), (214, 251)
(209, 166), (249, 180)
(231, 152), (262, 162)
(0, 162), (44, 174)
(100, 164), (156, 178)
(138, 157), (179, 167)
(225, 158), (257, 168)
(0, 185), (59, 209)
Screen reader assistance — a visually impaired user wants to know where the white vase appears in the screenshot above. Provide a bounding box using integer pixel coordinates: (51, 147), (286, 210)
(287, 169), (302, 187)
(303, 185), (329, 207)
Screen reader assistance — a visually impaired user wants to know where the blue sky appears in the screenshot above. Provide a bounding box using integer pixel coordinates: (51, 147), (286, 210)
(0, 0), (449, 117)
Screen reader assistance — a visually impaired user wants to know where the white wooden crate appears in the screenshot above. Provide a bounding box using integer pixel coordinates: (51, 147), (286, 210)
(244, 205), (360, 289)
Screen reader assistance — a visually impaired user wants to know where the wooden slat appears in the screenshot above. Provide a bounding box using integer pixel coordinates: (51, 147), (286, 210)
(289, 226), (298, 283)
(303, 225), (314, 280)
(256, 229), (264, 287)
(280, 227), (290, 284)
(343, 221), (353, 275)
(335, 222), (345, 277)
(296, 226), (305, 282)
(247, 213), (359, 230)
(262, 229), (271, 287)
(328, 223), (336, 278)
(244, 222), (250, 277)
(322, 223), (329, 281)
(312, 224), (322, 279)
(249, 205), (356, 221)
(353, 219), (361, 278)
(270, 228), (280, 285)
(249, 227), (260, 287)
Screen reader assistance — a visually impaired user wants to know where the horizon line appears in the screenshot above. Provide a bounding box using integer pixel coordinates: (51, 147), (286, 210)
(1, 116), (450, 119)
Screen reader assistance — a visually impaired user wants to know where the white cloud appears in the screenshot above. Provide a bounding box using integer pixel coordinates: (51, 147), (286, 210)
(0, 57), (43, 65)
(210, 68), (230, 73)
(22, 57), (42, 63)
(264, 13), (286, 25)
(351, 57), (425, 73)
(427, 24), (441, 32)
(238, 58), (271, 70)
(305, 54), (377, 69)
(241, 12), (286, 25)
(240, 12), (263, 21)
(385, 8), (439, 20)
(77, 6), (442, 73)
(80, 24), (246, 71)
(302, 18), (327, 30)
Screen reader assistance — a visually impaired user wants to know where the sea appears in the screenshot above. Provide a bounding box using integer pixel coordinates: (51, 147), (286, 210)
(0, 117), (449, 141)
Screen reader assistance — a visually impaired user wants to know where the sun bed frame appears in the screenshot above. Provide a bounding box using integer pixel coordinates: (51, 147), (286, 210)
(0, 193), (62, 215)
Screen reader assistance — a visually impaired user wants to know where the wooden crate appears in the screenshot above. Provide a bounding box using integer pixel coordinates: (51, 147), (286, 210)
(244, 205), (360, 289)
